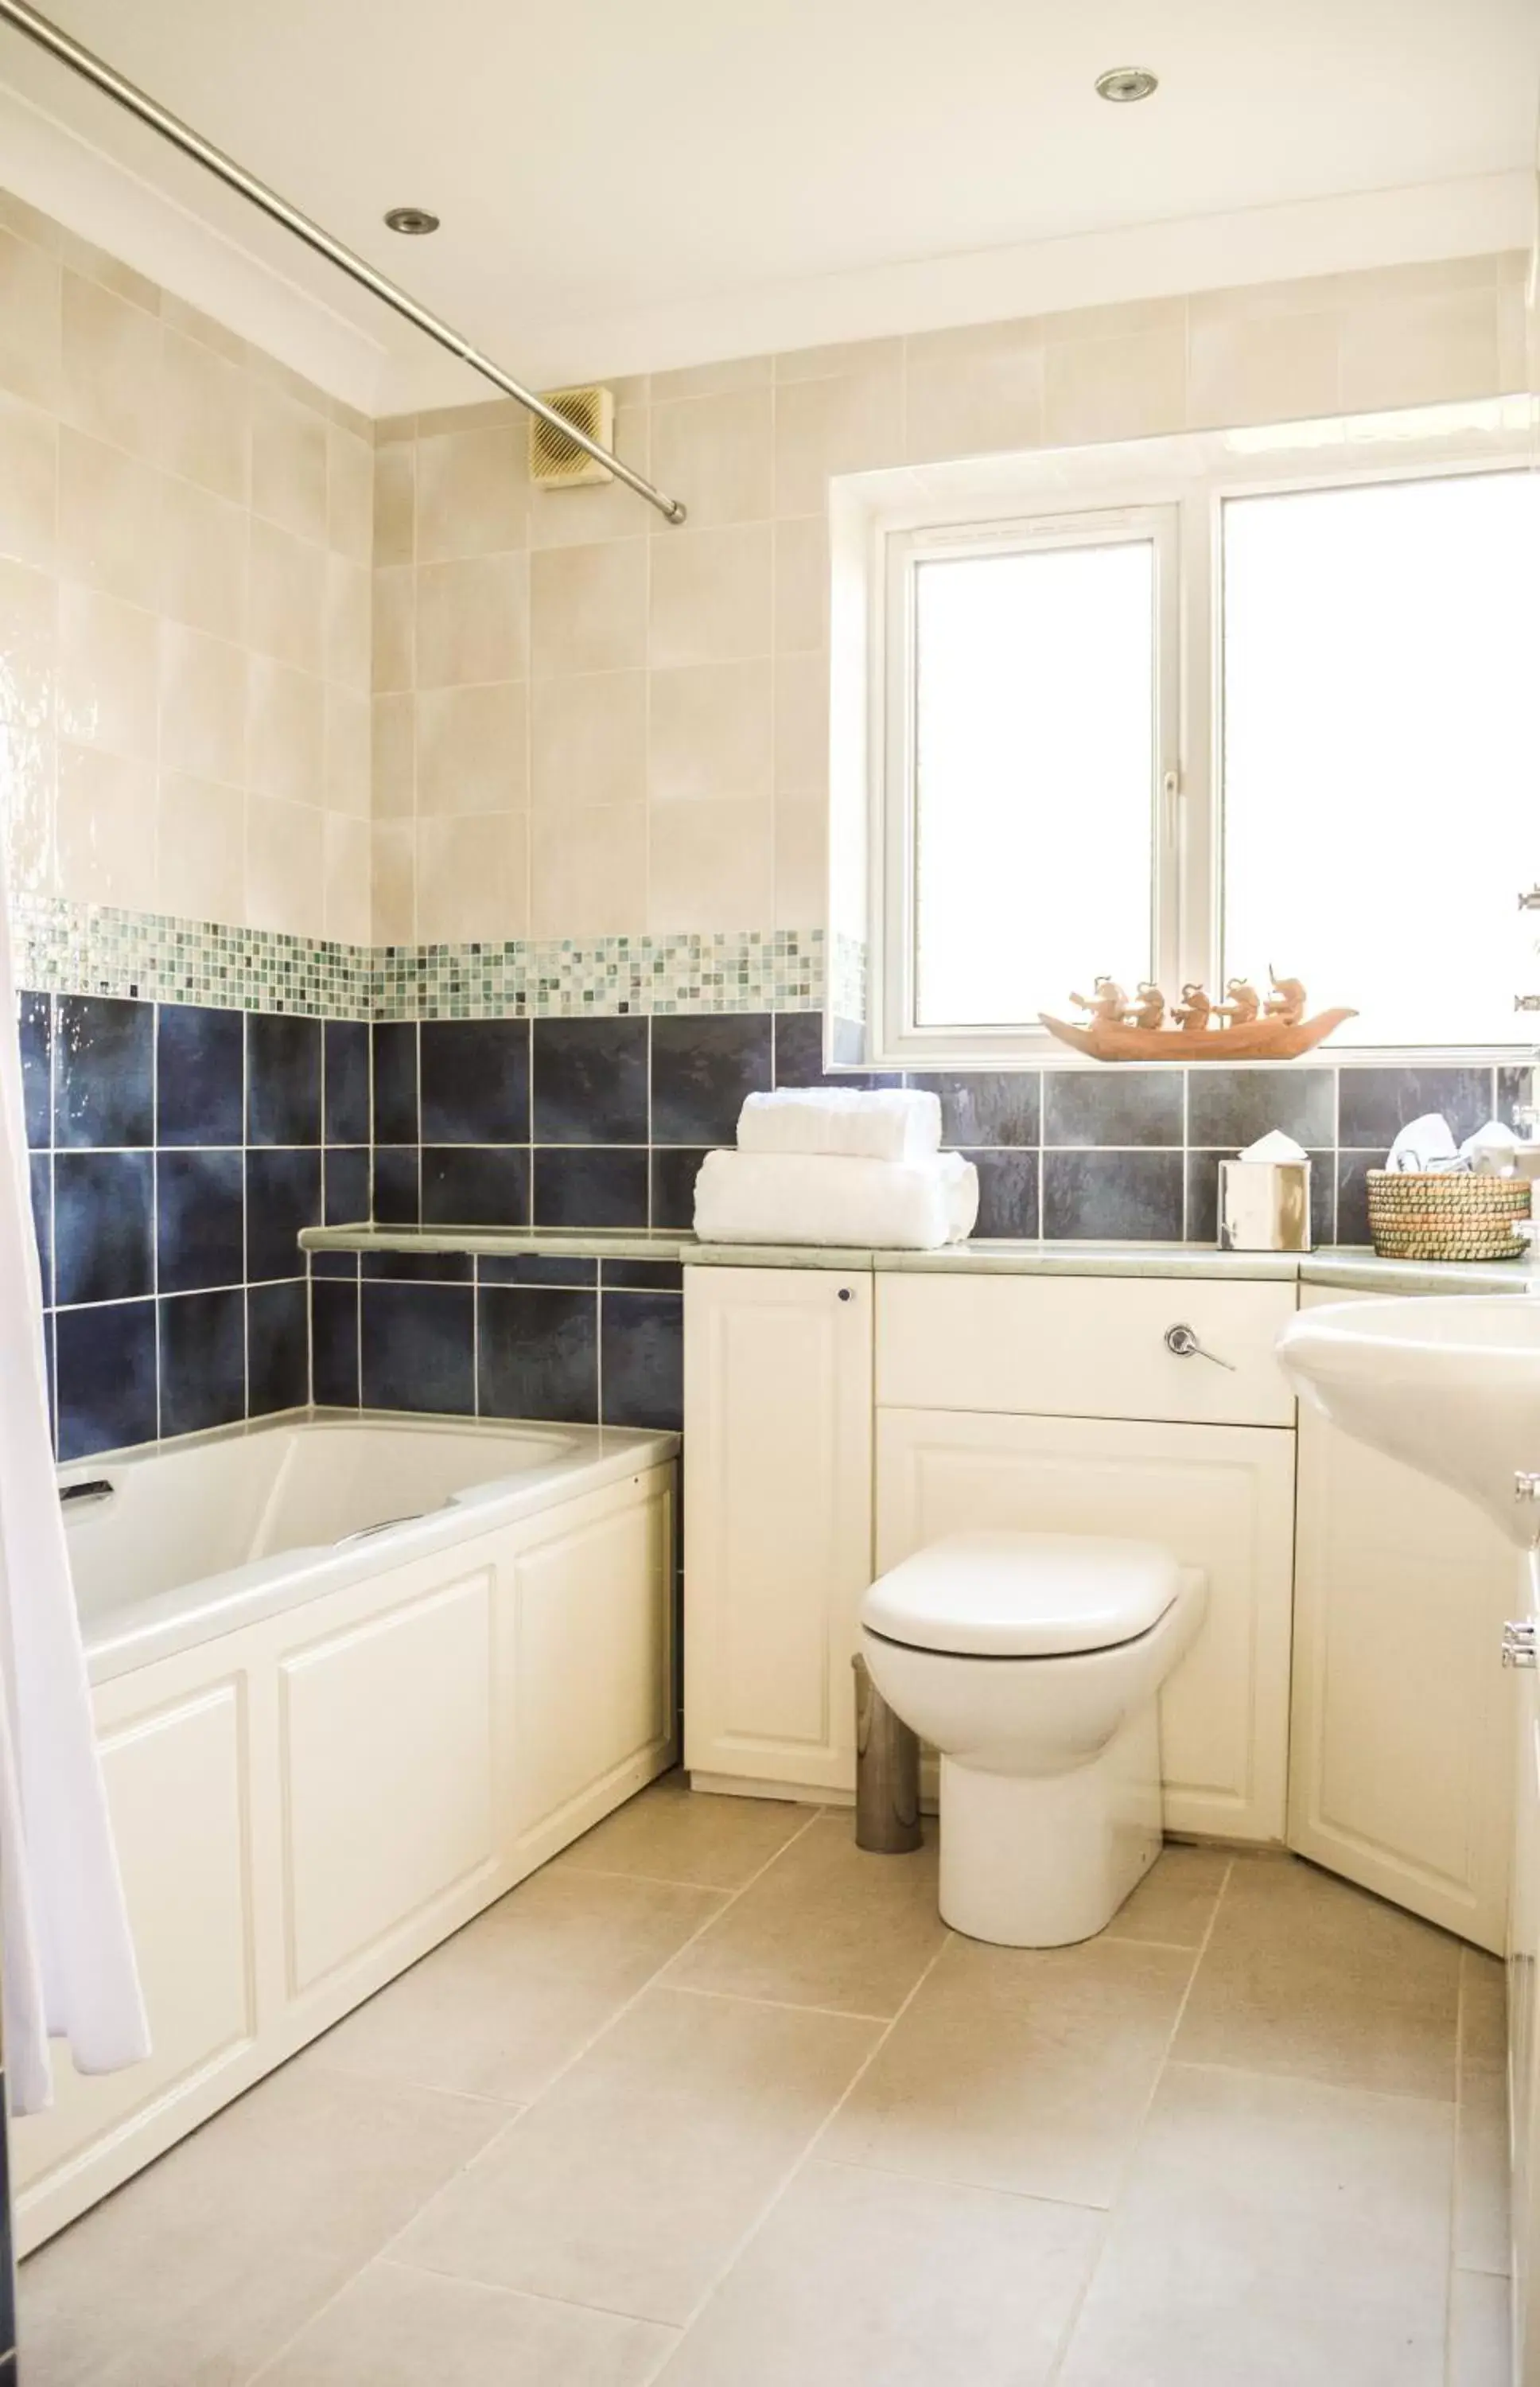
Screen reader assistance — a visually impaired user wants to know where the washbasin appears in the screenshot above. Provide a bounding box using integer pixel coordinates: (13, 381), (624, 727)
(1277, 1294), (1540, 1546)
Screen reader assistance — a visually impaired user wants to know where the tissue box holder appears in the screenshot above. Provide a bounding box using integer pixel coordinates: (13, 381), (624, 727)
(1365, 1170), (1530, 1262)
(1219, 1159), (1312, 1252)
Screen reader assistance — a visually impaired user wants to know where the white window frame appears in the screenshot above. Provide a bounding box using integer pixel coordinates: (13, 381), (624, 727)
(853, 399), (1535, 1069)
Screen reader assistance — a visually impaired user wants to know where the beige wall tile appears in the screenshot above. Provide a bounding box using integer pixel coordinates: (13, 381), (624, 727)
(57, 585), (158, 761)
(415, 423), (525, 561)
(250, 385), (329, 543)
(0, 557), (57, 733)
(649, 523), (772, 668)
(531, 539), (647, 675)
(58, 428), (161, 609)
(773, 369), (905, 513)
(1044, 327), (1188, 446)
(1340, 286), (1502, 413)
(158, 325), (248, 504)
(372, 565), (414, 692)
(416, 812), (528, 942)
(371, 691), (415, 820)
(2, 716), (56, 898)
(159, 471), (247, 642)
(60, 269), (162, 458)
(530, 670), (647, 809)
(324, 683), (371, 820)
(0, 227), (61, 411)
(160, 290), (247, 368)
(648, 659), (772, 803)
(323, 811), (372, 943)
(56, 230), (161, 318)
(530, 802), (647, 938)
(56, 742), (158, 909)
(651, 353), (772, 403)
(774, 798), (826, 928)
(325, 554), (372, 692)
(774, 517), (828, 653)
(416, 682), (527, 815)
(650, 390), (773, 528)
(648, 795), (772, 932)
(527, 403), (653, 551)
(159, 625), (246, 787)
(775, 335), (904, 384)
(158, 769), (245, 922)
(1187, 306), (1341, 429)
(247, 656), (325, 806)
(373, 441), (415, 567)
(247, 515), (325, 668)
(0, 391), (56, 571)
(327, 426), (374, 566)
(371, 819), (416, 941)
(417, 553), (529, 686)
(774, 650), (829, 802)
(905, 319), (1046, 464)
(247, 791), (325, 935)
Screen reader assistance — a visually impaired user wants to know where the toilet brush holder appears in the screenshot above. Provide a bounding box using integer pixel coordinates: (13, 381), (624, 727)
(852, 1654), (921, 1853)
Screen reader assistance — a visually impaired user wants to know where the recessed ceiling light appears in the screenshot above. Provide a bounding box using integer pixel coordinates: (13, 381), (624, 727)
(1095, 65), (1158, 103)
(383, 205), (440, 235)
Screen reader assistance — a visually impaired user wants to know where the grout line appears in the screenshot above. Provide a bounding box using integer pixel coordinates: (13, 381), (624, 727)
(663, 1981), (896, 2028)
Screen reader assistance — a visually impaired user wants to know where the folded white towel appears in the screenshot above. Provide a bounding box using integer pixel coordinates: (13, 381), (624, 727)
(737, 1087), (942, 1164)
(693, 1150), (978, 1249)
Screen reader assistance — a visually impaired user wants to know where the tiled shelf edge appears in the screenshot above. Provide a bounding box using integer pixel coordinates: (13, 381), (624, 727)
(301, 1226), (696, 1262)
(12, 898), (830, 1021)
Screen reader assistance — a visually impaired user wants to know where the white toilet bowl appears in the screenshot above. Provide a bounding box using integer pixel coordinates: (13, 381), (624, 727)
(860, 1531), (1207, 1948)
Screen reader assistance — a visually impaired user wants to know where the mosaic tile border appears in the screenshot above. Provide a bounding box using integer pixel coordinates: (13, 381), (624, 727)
(10, 898), (826, 1022)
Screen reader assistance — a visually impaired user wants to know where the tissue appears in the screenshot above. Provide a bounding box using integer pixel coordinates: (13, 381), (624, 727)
(1236, 1130), (1309, 1165)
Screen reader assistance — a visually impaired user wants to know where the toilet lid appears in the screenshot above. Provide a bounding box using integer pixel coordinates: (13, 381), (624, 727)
(861, 1531), (1181, 1657)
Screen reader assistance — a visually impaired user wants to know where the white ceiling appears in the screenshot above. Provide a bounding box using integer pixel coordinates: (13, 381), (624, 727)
(0, 0), (1535, 410)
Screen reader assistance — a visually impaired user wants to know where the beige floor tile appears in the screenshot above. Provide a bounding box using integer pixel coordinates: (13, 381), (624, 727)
(1449, 2268), (1513, 2387)
(259, 2257), (676, 2385)
(1172, 1854), (1460, 2101)
(394, 1985), (879, 2325)
(19, 2063), (508, 2387)
(304, 1865), (725, 2104)
(661, 1813), (946, 2017)
(554, 1774), (814, 1891)
(652, 2158), (1102, 2387)
(1102, 1844), (1231, 1949)
(1055, 2062), (1453, 2387)
(1462, 1948), (1509, 2070)
(822, 1931), (1194, 2208)
(1457, 2060), (1512, 2276)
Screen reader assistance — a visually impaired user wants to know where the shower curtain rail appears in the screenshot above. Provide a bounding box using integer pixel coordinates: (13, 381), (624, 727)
(0, 0), (688, 524)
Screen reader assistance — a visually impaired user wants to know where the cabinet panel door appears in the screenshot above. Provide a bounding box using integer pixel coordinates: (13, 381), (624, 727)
(685, 1267), (873, 1793)
(877, 1407), (1295, 1841)
(1289, 1292), (1515, 1951)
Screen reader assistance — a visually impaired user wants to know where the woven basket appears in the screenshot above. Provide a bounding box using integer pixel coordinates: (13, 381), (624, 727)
(1365, 1170), (1530, 1262)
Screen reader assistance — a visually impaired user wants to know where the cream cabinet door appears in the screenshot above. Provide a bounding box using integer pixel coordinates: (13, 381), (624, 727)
(876, 1405), (1296, 1842)
(1289, 1287), (1515, 1952)
(685, 1266), (873, 1795)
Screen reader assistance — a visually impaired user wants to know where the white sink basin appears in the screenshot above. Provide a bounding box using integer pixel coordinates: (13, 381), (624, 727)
(1278, 1293), (1540, 1545)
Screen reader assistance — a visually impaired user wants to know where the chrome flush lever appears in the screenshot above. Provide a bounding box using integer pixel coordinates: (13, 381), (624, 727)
(1163, 1323), (1236, 1372)
(1502, 1621), (1538, 1669)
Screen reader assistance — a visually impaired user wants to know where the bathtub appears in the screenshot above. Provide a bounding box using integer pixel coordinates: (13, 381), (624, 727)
(18, 1409), (679, 2253)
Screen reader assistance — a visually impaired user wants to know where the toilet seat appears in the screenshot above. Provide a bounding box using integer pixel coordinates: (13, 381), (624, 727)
(862, 1529), (1181, 1659)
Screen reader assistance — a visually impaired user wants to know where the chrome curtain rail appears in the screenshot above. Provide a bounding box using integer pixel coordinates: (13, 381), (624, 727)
(0, 0), (688, 524)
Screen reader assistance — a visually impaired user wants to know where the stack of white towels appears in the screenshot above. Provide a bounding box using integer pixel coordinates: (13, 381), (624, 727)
(692, 1088), (979, 1249)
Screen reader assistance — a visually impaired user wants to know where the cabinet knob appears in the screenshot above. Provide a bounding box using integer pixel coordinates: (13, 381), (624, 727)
(1164, 1322), (1235, 1372)
(838, 1287), (854, 1303)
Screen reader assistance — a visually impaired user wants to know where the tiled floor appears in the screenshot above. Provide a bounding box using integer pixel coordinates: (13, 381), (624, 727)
(19, 1778), (1513, 2385)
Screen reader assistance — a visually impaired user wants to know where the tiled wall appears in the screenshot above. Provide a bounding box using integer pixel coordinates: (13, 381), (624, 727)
(0, 188), (373, 944)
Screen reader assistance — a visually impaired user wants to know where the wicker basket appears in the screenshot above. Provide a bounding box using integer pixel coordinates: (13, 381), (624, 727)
(1365, 1170), (1530, 1262)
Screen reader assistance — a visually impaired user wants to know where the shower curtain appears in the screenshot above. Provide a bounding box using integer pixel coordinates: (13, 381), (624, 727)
(0, 882), (148, 2112)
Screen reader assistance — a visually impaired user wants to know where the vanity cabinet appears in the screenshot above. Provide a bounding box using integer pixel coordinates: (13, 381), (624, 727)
(1289, 1283), (1515, 1953)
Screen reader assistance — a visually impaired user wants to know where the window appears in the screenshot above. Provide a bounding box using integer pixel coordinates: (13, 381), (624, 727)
(869, 416), (1539, 1063)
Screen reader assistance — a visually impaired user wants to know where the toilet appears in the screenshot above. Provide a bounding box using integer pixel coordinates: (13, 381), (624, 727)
(859, 1531), (1207, 1948)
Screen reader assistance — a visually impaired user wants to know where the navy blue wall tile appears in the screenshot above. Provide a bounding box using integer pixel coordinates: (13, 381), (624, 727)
(1041, 1150), (1185, 1240)
(479, 1254), (596, 1286)
(532, 1016), (649, 1144)
(362, 1251), (474, 1283)
(603, 1259), (685, 1291)
(912, 1072), (1040, 1148)
(311, 1278), (360, 1405)
(55, 1151), (154, 1306)
(157, 1006), (243, 1147)
(29, 1152), (51, 1302)
(534, 1147), (649, 1229)
(372, 1022), (420, 1144)
(1043, 1070), (1184, 1149)
(56, 1299), (157, 1459)
(650, 1146), (710, 1232)
(371, 1147), (420, 1225)
(1336, 1151), (1388, 1246)
(422, 1019), (530, 1144)
(245, 1149), (321, 1282)
(422, 1145), (531, 1228)
(158, 1150), (244, 1294)
(54, 995), (153, 1149)
(18, 991), (51, 1148)
(479, 1287), (598, 1423)
(772, 1012), (900, 1092)
(601, 1291), (683, 1430)
(311, 1251), (359, 1279)
(158, 1290), (246, 1438)
(324, 1019), (371, 1147)
(1185, 1066), (1336, 1151)
(965, 1150), (1040, 1238)
(651, 1014), (772, 1144)
(324, 1146), (371, 1225)
(1338, 1067), (1491, 1148)
(360, 1282), (475, 1414)
(247, 1280), (309, 1416)
(247, 1014), (322, 1147)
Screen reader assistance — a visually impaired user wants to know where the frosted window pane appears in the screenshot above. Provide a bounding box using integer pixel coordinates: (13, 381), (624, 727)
(1222, 471), (1540, 1048)
(912, 542), (1157, 1029)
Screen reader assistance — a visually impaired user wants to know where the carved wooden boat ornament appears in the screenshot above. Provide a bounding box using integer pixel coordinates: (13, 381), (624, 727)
(1039, 1007), (1358, 1063)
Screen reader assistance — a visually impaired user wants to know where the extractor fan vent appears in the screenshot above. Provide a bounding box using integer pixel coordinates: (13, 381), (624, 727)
(529, 385), (616, 489)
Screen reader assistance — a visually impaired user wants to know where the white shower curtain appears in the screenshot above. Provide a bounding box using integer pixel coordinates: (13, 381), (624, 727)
(0, 886), (148, 2112)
